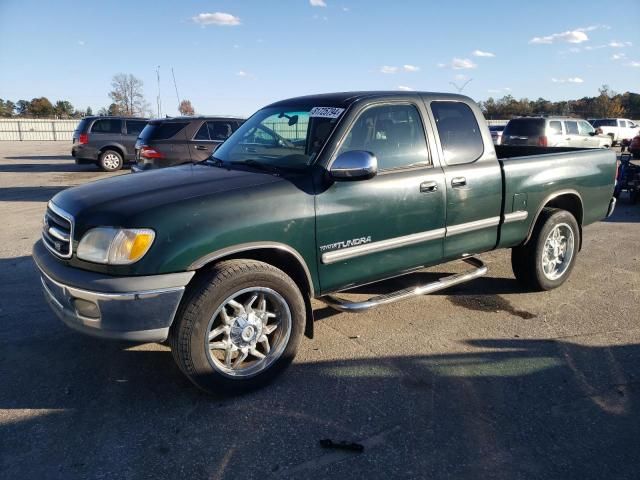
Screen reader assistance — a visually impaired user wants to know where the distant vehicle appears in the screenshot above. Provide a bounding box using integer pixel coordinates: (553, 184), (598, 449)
(133, 116), (245, 172)
(591, 118), (639, 146)
(489, 125), (505, 145)
(72, 116), (148, 171)
(501, 117), (611, 148)
(629, 134), (640, 159)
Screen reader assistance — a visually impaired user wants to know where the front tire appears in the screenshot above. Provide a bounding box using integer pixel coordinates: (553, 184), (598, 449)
(99, 149), (123, 172)
(169, 260), (306, 394)
(511, 208), (580, 291)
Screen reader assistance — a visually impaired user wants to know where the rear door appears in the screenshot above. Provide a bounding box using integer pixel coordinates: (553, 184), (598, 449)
(547, 120), (566, 146)
(189, 120), (237, 161)
(427, 100), (502, 260)
(315, 101), (446, 293)
(90, 118), (122, 149)
(564, 120), (581, 147)
(123, 120), (147, 160)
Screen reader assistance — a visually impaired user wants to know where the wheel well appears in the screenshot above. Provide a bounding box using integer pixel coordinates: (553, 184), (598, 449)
(99, 146), (124, 158)
(533, 193), (584, 249)
(194, 248), (316, 338)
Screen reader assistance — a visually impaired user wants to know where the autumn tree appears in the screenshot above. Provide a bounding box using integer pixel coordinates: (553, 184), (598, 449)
(594, 85), (625, 118)
(178, 99), (195, 116)
(29, 97), (54, 117)
(109, 73), (146, 116)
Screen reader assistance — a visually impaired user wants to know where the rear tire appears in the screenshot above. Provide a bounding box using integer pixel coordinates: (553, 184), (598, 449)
(511, 208), (580, 291)
(169, 260), (306, 394)
(99, 149), (123, 172)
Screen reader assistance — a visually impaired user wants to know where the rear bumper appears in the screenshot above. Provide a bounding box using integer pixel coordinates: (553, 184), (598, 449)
(33, 240), (194, 342)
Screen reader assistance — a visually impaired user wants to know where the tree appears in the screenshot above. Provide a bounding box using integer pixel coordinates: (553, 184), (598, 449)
(15, 99), (30, 116)
(109, 73), (146, 116)
(54, 100), (74, 118)
(178, 99), (195, 116)
(86, 106), (93, 116)
(0, 99), (15, 117)
(29, 97), (54, 117)
(594, 85), (625, 118)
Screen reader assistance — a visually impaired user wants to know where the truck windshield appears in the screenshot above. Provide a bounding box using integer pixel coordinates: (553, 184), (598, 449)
(212, 106), (343, 170)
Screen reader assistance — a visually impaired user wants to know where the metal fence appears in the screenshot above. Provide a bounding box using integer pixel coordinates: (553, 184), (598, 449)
(0, 119), (80, 141)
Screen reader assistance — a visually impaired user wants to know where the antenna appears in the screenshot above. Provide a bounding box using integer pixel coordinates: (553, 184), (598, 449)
(156, 66), (162, 118)
(172, 68), (181, 114)
(449, 78), (473, 93)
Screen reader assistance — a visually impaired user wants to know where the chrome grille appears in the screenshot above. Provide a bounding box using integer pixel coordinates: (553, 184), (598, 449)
(42, 202), (74, 258)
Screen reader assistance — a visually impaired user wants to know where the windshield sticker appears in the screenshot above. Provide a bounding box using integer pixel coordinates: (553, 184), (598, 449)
(310, 107), (345, 119)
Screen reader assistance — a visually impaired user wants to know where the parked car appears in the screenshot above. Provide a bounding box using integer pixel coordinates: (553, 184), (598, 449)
(591, 118), (639, 146)
(629, 133), (640, 159)
(34, 91), (617, 393)
(72, 116), (148, 171)
(489, 124), (505, 145)
(501, 116), (611, 148)
(132, 116), (244, 172)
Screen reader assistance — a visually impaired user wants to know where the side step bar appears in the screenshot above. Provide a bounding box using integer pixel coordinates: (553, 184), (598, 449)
(319, 257), (487, 313)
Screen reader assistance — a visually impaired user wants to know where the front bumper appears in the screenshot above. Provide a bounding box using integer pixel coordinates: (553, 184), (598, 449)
(33, 240), (194, 342)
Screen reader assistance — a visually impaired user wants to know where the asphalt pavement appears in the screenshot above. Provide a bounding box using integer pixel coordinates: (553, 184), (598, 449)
(1, 142), (639, 479)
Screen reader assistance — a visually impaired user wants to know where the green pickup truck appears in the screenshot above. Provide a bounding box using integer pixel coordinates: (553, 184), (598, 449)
(34, 92), (617, 393)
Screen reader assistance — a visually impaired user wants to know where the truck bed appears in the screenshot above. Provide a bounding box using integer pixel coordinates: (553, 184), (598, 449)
(495, 145), (617, 249)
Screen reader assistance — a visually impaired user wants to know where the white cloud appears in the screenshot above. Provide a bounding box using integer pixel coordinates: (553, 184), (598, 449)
(77, 40), (85, 46)
(578, 24), (610, 32)
(472, 49), (495, 57)
(397, 86), (414, 91)
(626, 61), (640, 68)
(192, 12), (241, 26)
(310, 0), (327, 6)
(608, 41), (633, 48)
(380, 66), (399, 74)
(530, 30), (588, 44)
(612, 53), (626, 60)
(551, 77), (584, 84)
(450, 58), (477, 70)
(403, 64), (420, 72)
(342, 6), (350, 11)
(236, 70), (248, 77)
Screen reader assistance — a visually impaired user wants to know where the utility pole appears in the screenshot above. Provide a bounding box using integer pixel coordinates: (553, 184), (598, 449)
(156, 66), (162, 118)
(172, 68), (181, 115)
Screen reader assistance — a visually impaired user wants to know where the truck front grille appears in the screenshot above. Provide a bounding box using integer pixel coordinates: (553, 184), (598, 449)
(42, 202), (74, 259)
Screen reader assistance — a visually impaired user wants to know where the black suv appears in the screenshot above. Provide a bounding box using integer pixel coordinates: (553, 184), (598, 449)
(72, 116), (148, 171)
(133, 116), (244, 172)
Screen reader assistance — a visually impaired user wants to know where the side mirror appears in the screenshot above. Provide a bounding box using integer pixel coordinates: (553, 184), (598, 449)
(329, 150), (378, 181)
(589, 131), (596, 136)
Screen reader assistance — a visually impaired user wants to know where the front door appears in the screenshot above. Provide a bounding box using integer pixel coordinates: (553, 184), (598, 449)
(427, 100), (503, 259)
(316, 102), (446, 293)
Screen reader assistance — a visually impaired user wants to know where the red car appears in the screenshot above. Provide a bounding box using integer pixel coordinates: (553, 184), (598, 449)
(630, 134), (640, 159)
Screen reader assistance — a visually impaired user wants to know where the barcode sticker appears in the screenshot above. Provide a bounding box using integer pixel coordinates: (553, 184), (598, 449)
(310, 107), (345, 119)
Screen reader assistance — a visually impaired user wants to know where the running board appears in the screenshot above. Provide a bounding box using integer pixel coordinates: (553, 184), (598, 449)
(319, 257), (487, 313)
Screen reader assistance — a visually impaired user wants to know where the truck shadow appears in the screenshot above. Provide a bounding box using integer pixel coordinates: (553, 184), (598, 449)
(0, 186), (71, 202)
(1, 255), (639, 478)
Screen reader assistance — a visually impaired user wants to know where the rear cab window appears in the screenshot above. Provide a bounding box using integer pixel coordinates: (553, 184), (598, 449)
(431, 101), (484, 165)
(91, 119), (122, 134)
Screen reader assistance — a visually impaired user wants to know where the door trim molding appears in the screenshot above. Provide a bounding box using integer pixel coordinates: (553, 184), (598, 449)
(445, 216), (501, 237)
(321, 228), (446, 265)
(503, 210), (529, 223)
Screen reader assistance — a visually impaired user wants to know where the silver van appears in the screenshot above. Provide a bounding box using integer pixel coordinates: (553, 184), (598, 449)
(501, 117), (611, 148)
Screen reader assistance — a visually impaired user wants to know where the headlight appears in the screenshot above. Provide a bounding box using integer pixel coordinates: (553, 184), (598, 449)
(77, 228), (155, 265)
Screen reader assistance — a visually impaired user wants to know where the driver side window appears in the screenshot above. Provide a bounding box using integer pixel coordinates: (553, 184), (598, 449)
(338, 103), (430, 171)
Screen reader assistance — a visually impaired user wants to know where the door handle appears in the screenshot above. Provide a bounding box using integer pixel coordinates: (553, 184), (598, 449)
(194, 145), (208, 151)
(451, 177), (467, 188)
(420, 181), (438, 193)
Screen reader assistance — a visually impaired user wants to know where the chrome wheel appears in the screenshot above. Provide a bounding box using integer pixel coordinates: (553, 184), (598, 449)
(205, 287), (291, 378)
(102, 153), (121, 170)
(541, 223), (575, 280)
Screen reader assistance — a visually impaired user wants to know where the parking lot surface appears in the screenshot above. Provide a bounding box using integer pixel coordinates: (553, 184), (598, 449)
(1, 142), (639, 479)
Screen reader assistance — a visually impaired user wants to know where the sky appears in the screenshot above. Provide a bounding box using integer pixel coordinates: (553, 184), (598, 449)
(0, 0), (639, 117)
